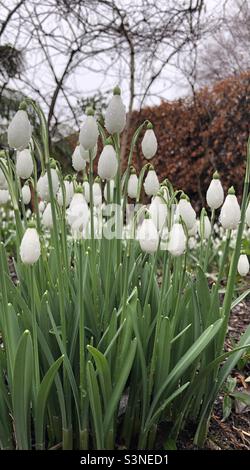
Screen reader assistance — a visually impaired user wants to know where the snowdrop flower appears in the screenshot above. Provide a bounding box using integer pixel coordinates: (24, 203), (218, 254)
(20, 226), (41, 265)
(178, 195), (196, 230)
(93, 178), (102, 206)
(206, 172), (224, 210)
(67, 189), (89, 235)
(80, 144), (97, 162)
(39, 200), (45, 214)
(138, 215), (159, 253)
(127, 168), (138, 199)
(237, 254), (249, 277)
(98, 140), (118, 180)
(160, 226), (169, 251)
(168, 222), (186, 256)
(37, 168), (59, 201)
(149, 194), (168, 232)
(8, 104), (32, 150)
(83, 178), (90, 203)
(144, 165), (160, 196)
(141, 123), (158, 160)
(16, 149), (33, 179)
(0, 189), (10, 205)
(105, 86), (126, 135)
(42, 203), (53, 229)
(188, 237), (197, 250)
(188, 220), (198, 237)
(57, 180), (74, 207)
(199, 213), (211, 239)
(22, 184), (31, 205)
(72, 145), (86, 172)
(220, 187), (241, 230)
(104, 179), (115, 202)
(246, 202), (250, 227)
(79, 108), (99, 150)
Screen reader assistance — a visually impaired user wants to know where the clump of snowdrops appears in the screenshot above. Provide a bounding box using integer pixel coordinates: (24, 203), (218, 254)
(0, 87), (250, 450)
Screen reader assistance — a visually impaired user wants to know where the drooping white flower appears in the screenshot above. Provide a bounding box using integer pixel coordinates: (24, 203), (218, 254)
(188, 220), (198, 237)
(178, 196), (196, 230)
(8, 107), (32, 150)
(104, 179), (115, 202)
(220, 187), (241, 230)
(83, 180), (90, 203)
(72, 145), (86, 172)
(67, 191), (89, 235)
(237, 254), (249, 277)
(206, 172), (224, 210)
(160, 226), (169, 251)
(0, 165), (8, 189)
(149, 195), (168, 232)
(16, 149), (33, 179)
(80, 144), (97, 162)
(93, 179), (102, 206)
(22, 184), (31, 205)
(127, 170), (138, 199)
(42, 203), (53, 229)
(20, 227), (41, 265)
(246, 202), (250, 227)
(105, 86), (126, 135)
(98, 143), (118, 180)
(79, 108), (99, 150)
(199, 214), (211, 239)
(37, 169), (59, 201)
(0, 189), (10, 204)
(141, 124), (158, 160)
(57, 181), (74, 207)
(144, 166), (160, 196)
(138, 217), (159, 253)
(168, 222), (186, 256)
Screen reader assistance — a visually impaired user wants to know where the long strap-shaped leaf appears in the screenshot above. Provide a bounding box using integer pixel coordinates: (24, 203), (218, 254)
(35, 355), (64, 449)
(13, 330), (33, 450)
(145, 318), (223, 429)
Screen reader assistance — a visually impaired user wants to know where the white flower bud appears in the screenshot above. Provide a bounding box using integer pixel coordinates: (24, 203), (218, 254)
(8, 109), (32, 150)
(83, 181), (90, 203)
(105, 87), (126, 134)
(98, 144), (118, 180)
(93, 181), (102, 206)
(57, 181), (74, 207)
(20, 227), (41, 265)
(37, 169), (59, 201)
(206, 173), (224, 210)
(16, 149), (33, 179)
(144, 168), (160, 196)
(138, 217), (159, 253)
(199, 215), (211, 239)
(104, 179), (115, 202)
(127, 173), (138, 199)
(22, 185), (31, 205)
(72, 145), (86, 172)
(79, 111), (99, 150)
(67, 193), (89, 234)
(0, 189), (10, 204)
(237, 254), (249, 277)
(178, 197), (196, 230)
(80, 144), (97, 162)
(42, 203), (53, 229)
(168, 223), (186, 256)
(149, 195), (167, 231)
(141, 128), (158, 160)
(188, 220), (198, 237)
(220, 190), (240, 230)
(246, 202), (250, 227)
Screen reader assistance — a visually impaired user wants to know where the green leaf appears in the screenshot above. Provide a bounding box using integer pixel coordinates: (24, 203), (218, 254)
(13, 330), (33, 450)
(231, 289), (250, 309)
(87, 346), (112, 410)
(222, 395), (232, 421)
(35, 355), (64, 449)
(86, 360), (104, 449)
(230, 391), (250, 406)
